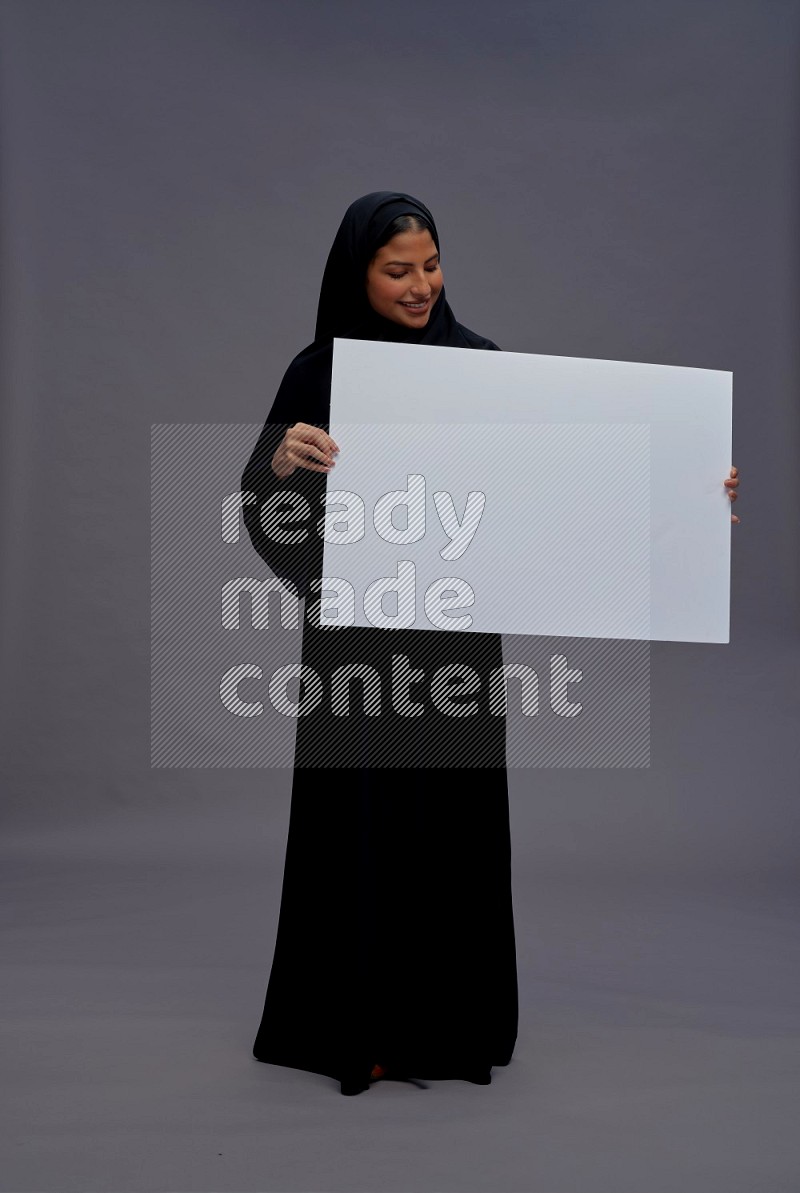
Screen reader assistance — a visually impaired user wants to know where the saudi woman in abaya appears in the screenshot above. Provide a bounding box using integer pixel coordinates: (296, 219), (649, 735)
(241, 190), (518, 1096)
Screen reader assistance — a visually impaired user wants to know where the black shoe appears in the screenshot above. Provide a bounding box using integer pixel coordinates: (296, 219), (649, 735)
(340, 1076), (371, 1096)
(371, 1066), (429, 1090)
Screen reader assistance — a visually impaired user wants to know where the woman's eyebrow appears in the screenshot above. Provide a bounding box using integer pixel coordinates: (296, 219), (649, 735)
(384, 252), (440, 266)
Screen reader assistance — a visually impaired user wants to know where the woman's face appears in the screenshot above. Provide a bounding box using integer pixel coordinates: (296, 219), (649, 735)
(365, 228), (443, 328)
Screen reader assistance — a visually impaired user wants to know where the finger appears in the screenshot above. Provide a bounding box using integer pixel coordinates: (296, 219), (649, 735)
(289, 443), (333, 469)
(298, 424), (338, 453)
(305, 444), (333, 465)
(296, 448), (331, 470)
(295, 458), (334, 473)
(731, 514), (740, 523)
(724, 478), (739, 487)
(728, 490), (737, 501)
(290, 437), (334, 464)
(311, 432), (337, 462)
(293, 426), (333, 453)
(730, 466), (738, 478)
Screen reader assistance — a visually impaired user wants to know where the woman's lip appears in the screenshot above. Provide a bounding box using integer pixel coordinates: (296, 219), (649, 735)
(399, 298), (430, 311)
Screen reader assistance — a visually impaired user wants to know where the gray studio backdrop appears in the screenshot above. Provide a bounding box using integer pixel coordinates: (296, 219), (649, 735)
(2, 0), (796, 869)
(1, 2), (799, 1192)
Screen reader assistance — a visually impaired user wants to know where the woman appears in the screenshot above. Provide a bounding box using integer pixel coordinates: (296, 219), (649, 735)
(241, 191), (742, 1097)
(241, 191), (519, 1096)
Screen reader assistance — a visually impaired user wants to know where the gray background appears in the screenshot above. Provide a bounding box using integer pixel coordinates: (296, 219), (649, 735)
(1, 1), (798, 1190)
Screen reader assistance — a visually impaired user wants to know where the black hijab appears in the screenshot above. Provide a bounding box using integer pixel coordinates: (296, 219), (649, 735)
(264, 190), (498, 425)
(313, 190), (489, 349)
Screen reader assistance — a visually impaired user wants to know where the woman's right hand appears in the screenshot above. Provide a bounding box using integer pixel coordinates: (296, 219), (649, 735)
(271, 422), (339, 479)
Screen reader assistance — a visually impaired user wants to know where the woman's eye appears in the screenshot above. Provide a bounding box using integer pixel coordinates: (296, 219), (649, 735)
(387, 265), (439, 281)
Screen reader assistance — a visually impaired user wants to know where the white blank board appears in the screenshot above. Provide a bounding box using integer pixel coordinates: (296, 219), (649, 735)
(323, 339), (732, 643)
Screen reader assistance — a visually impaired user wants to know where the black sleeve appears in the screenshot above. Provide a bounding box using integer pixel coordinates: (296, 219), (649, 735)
(239, 367), (326, 604)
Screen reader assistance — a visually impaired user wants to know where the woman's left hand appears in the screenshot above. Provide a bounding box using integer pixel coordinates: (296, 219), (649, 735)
(724, 465), (740, 523)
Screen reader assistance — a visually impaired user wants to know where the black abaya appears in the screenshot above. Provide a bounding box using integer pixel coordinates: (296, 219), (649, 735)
(241, 192), (518, 1094)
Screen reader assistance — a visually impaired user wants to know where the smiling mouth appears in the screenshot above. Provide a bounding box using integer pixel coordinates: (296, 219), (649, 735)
(399, 299), (430, 311)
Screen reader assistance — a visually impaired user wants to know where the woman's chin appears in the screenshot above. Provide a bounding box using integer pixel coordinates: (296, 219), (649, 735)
(396, 309), (431, 327)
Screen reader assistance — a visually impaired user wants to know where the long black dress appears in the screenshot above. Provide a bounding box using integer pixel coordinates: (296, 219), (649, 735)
(241, 192), (518, 1094)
